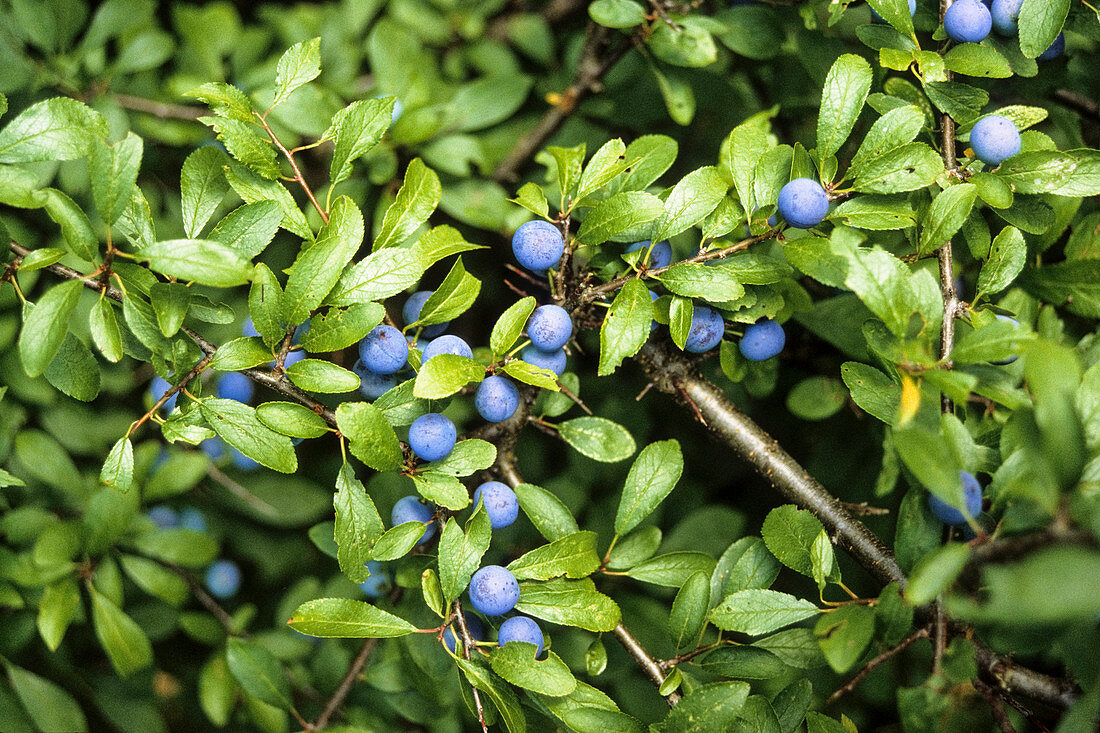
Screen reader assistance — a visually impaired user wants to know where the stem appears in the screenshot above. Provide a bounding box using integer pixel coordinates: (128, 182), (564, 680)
(453, 599), (490, 733)
(612, 623), (682, 707)
(827, 627), (929, 705)
(253, 112), (329, 224)
(312, 639), (379, 729)
(129, 352), (214, 437)
(111, 93), (205, 120)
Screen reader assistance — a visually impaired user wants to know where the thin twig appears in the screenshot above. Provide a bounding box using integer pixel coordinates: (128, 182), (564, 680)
(159, 562), (242, 637)
(612, 623), (682, 706)
(974, 679), (1020, 733)
(828, 627), (929, 705)
(253, 112), (329, 224)
(453, 599), (490, 733)
(111, 93), (206, 120)
(312, 638), (379, 729)
(130, 352), (214, 436)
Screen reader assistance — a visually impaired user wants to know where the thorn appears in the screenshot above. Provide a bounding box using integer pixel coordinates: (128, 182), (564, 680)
(635, 382), (655, 402)
(557, 381), (593, 415)
(675, 381), (707, 426)
(503, 278), (529, 298)
(504, 263), (544, 288)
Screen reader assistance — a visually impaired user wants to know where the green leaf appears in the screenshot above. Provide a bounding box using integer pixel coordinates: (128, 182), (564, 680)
(226, 637), (292, 711)
(626, 551), (715, 587)
(993, 151), (1076, 194)
(515, 578), (621, 632)
(1017, 0), (1069, 58)
(414, 354), (486, 399)
(335, 402), (402, 472)
(371, 521), (429, 560)
(118, 555), (188, 606)
(786, 376), (847, 421)
(0, 97), (106, 163)
(661, 263), (745, 302)
(905, 542), (971, 605)
(841, 361), (900, 425)
(141, 239), (251, 287)
(210, 201), (283, 258)
(425, 439), (496, 477)
(918, 183), (977, 255)
(100, 437), (133, 493)
(286, 359), (360, 393)
(648, 19), (717, 68)
(329, 96), (393, 185)
(577, 191), (663, 247)
(89, 585), (153, 677)
(334, 462), (385, 583)
(374, 158), (441, 250)
(185, 82), (255, 124)
(44, 189), (97, 262)
(814, 605), (875, 673)
(36, 579), (80, 651)
(272, 37), (322, 107)
(300, 304), (384, 353)
(328, 247), (428, 305)
(510, 182), (549, 218)
(978, 226), (1027, 297)
(224, 162), (312, 240)
(448, 74), (533, 132)
(811, 529), (840, 592)
(502, 359), (560, 391)
(210, 337), (272, 371)
(711, 590), (821, 635)
(491, 297), (537, 355)
(557, 416), (635, 462)
(198, 654), (234, 727)
(439, 509), (491, 602)
(417, 257), (481, 325)
(256, 401), (329, 439)
(893, 422), (963, 506)
(180, 146), (231, 239)
(615, 439), (684, 536)
(658, 681), (750, 732)
(410, 471), (469, 511)
(200, 399), (298, 473)
(19, 280), (82, 377)
(867, 0), (915, 36)
(89, 132), (142, 225)
(618, 135), (679, 192)
(840, 246), (919, 337)
(507, 531), (600, 581)
(696, 645), (788, 680)
(944, 44), (1012, 78)
(851, 106), (925, 172)
(578, 138), (632, 199)
(589, 0), (648, 29)
(1020, 260), (1100, 318)
(491, 646), (577, 697)
(16, 247), (65, 271)
(248, 263), (284, 349)
(720, 116), (771, 218)
(149, 282), (189, 337)
(598, 280), (654, 376)
(130, 528), (218, 568)
(515, 483), (580, 541)
(669, 571), (710, 651)
(200, 115), (279, 180)
(455, 658), (527, 733)
(817, 54), (872, 162)
(283, 196), (365, 326)
(651, 166), (728, 242)
(4, 662), (87, 732)
(852, 142), (942, 194)
(761, 505), (826, 578)
(288, 597), (418, 637)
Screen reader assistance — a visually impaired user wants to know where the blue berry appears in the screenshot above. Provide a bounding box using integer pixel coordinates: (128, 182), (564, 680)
(243, 317), (260, 338)
(205, 560), (242, 599)
(1037, 32), (1065, 61)
(443, 611), (484, 654)
(217, 372), (254, 403)
(149, 376), (178, 413)
(231, 448), (260, 471)
(391, 496), (437, 544)
(497, 616), (543, 656)
(403, 291), (449, 339)
(474, 481), (519, 529)
(777, 178), (829, 229)
(283, 350), (306, 369)
(990, 0), (1022, 35)
(520, 344), (567, 376)
(512, 220), (565, 272)
(626, 240), (672, 270)
(421, 335), (473, 363)
(469, 565), (520, 616)
(871, 0), (916, 23)
(147, 505), (179, 529)
(359, 561), (391, 598)
(944, 0), (992, 43)
(927, 471), (983, 526)
(358, 325), (409, 375)
(739, 318), (786, 361)
(991, 314), (1020, 365)
(527, 304), (573, 351)
(475, 376), (520, 423)
(354, 360), (399, 399)
(201, 438), (226, 462)
(408, 413), (457, 462)
(684, 305), (725, 353)
(649, 290), (659, 333)
(970, 115), (1020, 166)
(179, 507), (207, 532)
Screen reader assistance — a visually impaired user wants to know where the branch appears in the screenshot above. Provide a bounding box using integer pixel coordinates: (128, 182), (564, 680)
(254, 113), (329, 225)
(7, 241), (340, 430)
(611, 623), (682, 707)
(1052, 89), (1100, 121)
(493, 22), (634, 183)
(312, 638), (379, 730)
(827, 627), (929, 705)
(628, 337), (1080, 709)
(110, 93), (206, 120)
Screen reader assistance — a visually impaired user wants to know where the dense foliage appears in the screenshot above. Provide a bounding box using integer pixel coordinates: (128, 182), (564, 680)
(1, 0), (1098, 731)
